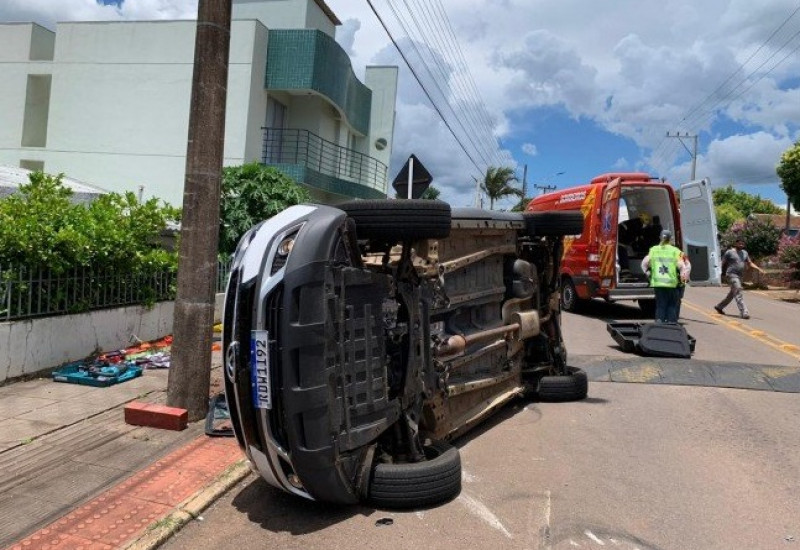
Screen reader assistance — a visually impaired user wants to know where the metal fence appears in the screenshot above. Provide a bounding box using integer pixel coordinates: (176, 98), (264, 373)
(0, 264), (176, 321)
(1, 258), (233, 322)
(216, 256), (232, 294)
(262, 127), (388, 192)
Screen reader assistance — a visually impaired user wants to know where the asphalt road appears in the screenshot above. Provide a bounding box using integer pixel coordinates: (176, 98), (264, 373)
(161, 285), (800, 550)
(562, 285), (800, 368)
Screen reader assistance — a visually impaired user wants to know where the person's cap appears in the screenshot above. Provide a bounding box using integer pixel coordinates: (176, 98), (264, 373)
(660, 229), (672, 241)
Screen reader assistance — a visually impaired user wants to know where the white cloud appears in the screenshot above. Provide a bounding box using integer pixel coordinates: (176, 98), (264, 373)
(0, 0), (197, 29)
(613, 157), (628, 169)
(521, 143), (537, 157)
(666, 131), (792, 187)
(3, 0), (799, 204)
(336, 18), (360, 57)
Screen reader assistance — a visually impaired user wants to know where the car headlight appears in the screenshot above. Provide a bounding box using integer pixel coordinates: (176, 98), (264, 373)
(270, 230), (299, 275)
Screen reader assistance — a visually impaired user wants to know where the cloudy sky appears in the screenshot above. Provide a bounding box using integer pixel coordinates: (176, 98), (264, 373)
(3, 0), (799, 209)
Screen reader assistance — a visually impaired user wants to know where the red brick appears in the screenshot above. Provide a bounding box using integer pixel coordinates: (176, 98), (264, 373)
(124, 401), (188, 431)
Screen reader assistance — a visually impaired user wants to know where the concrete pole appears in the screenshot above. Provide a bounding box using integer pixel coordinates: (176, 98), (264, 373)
(691, 134), (698, 181)
(167, 0), (232, 421)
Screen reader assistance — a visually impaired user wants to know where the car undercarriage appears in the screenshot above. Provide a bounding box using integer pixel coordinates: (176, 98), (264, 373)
(223, 200), (586, 508)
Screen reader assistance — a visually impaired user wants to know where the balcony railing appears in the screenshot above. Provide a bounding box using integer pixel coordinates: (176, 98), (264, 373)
(262, 128), (387, 193)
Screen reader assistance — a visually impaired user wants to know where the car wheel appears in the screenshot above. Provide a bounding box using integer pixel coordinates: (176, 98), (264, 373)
(560, 277), (581, 312)
(638, 299), (656, 318)
(536, 367), (588, 402)
(369, 440), (461, 509)
(339, 199), (451, 241)
(523, 211), (584, 237)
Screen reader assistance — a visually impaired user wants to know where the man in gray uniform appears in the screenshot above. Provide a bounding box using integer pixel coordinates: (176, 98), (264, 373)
(714, 238), (764, 319)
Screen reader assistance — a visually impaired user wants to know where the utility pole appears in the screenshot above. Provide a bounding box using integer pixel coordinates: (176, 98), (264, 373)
(533, 183), (557, 195)
(521, 164), (528, 200)
(666, 131), (698, 180)
(167, 0), (232, 421)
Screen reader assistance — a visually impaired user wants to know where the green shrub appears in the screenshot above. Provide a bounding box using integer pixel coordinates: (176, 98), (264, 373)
(714, 203), (743, 234)
(0, 171), (178, 273)
(219, 163), (310, 256)
(720, 218), (781, 260)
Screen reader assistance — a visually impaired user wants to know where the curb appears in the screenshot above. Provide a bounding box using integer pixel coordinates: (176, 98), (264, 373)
(122, 458), (251, 550)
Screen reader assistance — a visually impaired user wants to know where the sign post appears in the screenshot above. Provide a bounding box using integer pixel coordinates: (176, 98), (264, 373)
(392, 154), (433, 199)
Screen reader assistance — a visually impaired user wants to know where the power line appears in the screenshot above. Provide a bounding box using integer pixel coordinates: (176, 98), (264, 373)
(649, 4), (800, 174)
(365, 0), (506, 177)
(365, 0), (485, 173)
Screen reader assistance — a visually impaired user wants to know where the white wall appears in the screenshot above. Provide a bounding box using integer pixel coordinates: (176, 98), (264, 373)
(305, 0), (336, 37)
(0, 302), (174, 383)
(234, 0), (336, 37)
(0, 25), (53, 153)
(0, 294), (226, 384)
(0, 24), (36, 61)
(365, 66), (398, 174)
(288, 95), (326, 136)
(0, 20), (263, 206)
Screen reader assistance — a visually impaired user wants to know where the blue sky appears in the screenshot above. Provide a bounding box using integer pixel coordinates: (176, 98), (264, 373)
(2, 0), (798, 210)
(327, 0), (800, 210)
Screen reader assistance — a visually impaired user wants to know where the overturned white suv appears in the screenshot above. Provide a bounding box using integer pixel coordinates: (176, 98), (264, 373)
(223, 199), (586, 508)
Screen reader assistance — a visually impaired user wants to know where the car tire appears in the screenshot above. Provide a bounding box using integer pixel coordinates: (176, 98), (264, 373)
(560, 277), (582, 312)
(638, 299), (656, 318)
(523, 211), (584, 237)
(536, 367), (588, 402)
(369, 440), (462, 509)
(339, 199), (451, 241)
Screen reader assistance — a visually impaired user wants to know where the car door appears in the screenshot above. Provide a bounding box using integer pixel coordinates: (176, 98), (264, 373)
(679, 178), (721, 285)
(598, 177), (621, 287)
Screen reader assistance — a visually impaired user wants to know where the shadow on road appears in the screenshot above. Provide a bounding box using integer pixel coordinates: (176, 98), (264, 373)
(231, 477), (375, 535)
(569, 299), (651, 322)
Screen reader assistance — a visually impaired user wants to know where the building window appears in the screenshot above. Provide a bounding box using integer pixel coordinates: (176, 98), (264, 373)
(21, 75), (52, 148)
(20, 160), (45, 172)
(264, 97), (288, 163)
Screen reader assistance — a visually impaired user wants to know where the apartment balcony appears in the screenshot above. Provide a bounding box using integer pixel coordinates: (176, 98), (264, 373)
(266, 29), (371, 135)
(262, 128), (388, 200)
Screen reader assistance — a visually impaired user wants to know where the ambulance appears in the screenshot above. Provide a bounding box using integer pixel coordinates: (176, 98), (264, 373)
(527, 172), (720, 314)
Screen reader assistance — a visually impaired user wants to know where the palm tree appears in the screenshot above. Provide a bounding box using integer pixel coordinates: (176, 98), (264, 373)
(420, 186), (441, 200)
(480, 166), (521, 210)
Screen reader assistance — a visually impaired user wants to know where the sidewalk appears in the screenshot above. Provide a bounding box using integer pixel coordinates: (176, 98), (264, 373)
(0, 349), (248, 550)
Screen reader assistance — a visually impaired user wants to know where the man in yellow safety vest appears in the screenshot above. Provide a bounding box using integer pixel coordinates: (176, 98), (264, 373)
(641, 229), (687, 323)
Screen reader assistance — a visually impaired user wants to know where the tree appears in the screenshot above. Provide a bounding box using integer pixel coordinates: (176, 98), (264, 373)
(420, 186), (441, 200)
(777, 139), (800, 212)
(720, 218), (781, 260)
(218, 163), (310, 256)
(480, 166), (521, 210)
(511, 196), (532, 212)
(714, 203), (743, 234)
(712, 184), (782, 217)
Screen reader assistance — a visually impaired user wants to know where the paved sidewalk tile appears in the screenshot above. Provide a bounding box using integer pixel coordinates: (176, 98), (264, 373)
(14, 382), (95, 400)
(17, 400), (121, 425)
(0, 418), (59, 451)
(0, 395), (57, 421)
(9, 437), (242, 550)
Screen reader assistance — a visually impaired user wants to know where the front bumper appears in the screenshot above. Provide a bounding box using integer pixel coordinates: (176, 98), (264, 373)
(223, 205), (398, 503)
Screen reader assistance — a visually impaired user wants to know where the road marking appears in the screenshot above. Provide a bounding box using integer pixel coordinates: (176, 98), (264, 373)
(458, 492), (512, 538)
(683, 300), (800, 361)
(585, 530), (605, 545)
(462, 470), (478, 482)
(542, 490), (552, 550)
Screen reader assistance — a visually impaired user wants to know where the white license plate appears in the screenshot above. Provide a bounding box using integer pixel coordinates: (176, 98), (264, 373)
(250, 330), (271, 409)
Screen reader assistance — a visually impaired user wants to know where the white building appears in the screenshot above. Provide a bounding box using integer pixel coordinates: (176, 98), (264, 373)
(0, 0), (398, 206)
